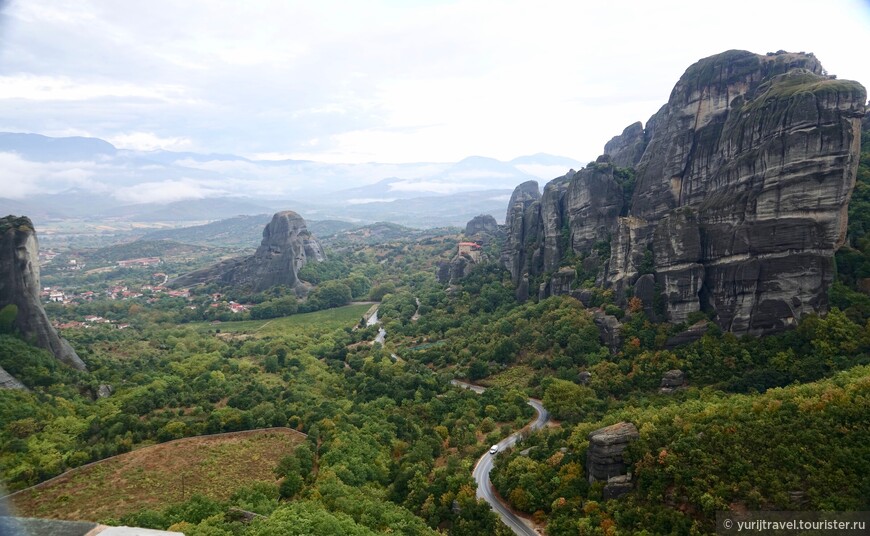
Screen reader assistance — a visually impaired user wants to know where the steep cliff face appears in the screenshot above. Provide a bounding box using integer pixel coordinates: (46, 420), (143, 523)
(0, 216), (86, 370)
(501, 180), (541, 287)
(503, 50), (866, 335)
(172, 211), (324, 293)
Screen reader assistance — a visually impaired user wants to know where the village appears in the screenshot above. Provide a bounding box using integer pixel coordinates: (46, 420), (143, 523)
(41, 255), (256, 330)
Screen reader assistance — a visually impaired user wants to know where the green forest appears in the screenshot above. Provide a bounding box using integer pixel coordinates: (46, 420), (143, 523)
(0, 124), (868, 535)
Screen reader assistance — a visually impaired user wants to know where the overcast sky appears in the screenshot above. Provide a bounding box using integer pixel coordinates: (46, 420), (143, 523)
(1, 0), (868, 164)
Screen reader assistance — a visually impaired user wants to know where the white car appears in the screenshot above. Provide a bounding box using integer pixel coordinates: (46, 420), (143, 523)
(489, 444), (499, 455)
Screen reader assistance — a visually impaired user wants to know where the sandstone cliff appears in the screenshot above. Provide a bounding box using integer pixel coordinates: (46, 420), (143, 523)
(503, 50), (866, 335)
(0, 216), (86, 370)
(171, 211), (324, 293)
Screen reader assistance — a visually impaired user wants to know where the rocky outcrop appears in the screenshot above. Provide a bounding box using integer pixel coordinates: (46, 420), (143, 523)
(659, 369), (686, 393)
(0, 365), (26, 390)
(503, 161), (623, 291)
(464, 214), (500, 237)
(502, 50), (866, 336)
(0, 216), (85, 370)
(604, 121), (648, 168)
(501, 181), (541, 285)
(171, 211), (324, 293)
(602, 474), (633, 500)
(664, 321), (709, 349)
(437, 254), (473, 285)
(586, 421), (639, 483)
(609, 51), (865, 334)
(542, 266), (576, 299)
(592, 311), (623, 353)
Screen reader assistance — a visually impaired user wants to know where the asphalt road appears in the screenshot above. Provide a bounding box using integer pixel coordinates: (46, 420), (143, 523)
(453, 380), (551, 536)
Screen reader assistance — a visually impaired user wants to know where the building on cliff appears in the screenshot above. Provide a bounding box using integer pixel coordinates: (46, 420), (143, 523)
(501, 50), (866, 336)
(458, 242), (482, 263)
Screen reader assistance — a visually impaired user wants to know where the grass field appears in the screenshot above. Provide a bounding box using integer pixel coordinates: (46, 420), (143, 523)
(191, 303), (372, 336)
(10, 428), (305, 522)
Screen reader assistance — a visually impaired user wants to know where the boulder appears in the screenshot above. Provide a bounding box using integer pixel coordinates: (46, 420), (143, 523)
(586, 422), (639, 483)
(602, 474), (633, 500)
(593, 310), (623, 353)
(659, 369), (686, 394)
(664, 321), (709, 349)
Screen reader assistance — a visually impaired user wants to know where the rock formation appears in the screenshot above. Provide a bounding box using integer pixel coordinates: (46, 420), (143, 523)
(171, 211), (324, 293)
(0, 215), (86, 370)
(604, 121), (647, 168)
(586, 421), (639, 483)
(0, 365), (26, 390)
(501, 180), (541, 287)
(659, 369), (686, 393)
(464, 214), (500, 237)
(502, 50), (866, 336)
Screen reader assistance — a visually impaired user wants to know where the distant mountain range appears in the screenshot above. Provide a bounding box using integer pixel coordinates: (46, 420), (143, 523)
(0, 132), (583, 228)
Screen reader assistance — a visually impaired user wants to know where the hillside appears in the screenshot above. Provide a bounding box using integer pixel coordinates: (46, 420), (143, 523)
(11, 428), (305, 521)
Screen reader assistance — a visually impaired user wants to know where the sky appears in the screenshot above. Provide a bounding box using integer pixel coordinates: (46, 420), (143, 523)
(0, 0), (868, 165)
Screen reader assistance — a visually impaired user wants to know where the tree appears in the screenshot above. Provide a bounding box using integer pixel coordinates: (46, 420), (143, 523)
(0, 304), (17, 334)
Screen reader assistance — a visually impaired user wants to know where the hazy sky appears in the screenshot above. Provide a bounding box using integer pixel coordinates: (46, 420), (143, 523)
(1, 0), (868, 164)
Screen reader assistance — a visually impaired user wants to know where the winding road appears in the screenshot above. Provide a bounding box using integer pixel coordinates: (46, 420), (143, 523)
(452, 380), (551, 536)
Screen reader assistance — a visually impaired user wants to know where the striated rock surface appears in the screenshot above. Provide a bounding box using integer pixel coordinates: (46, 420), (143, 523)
(603, 474), (633, 500)
(566, 157), (624, 259)
(586, 422), (639, 483)
(610, 50), (865, 334)
(0, 216), (85, 370)
(172, 211), (324, 293)
(501, 181), (541, 285)
(502, 50), (866, 336)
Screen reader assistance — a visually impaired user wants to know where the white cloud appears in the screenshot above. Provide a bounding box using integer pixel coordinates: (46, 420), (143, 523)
(108, 132), (192, 151)
(0, 152), (104, 198)
(0, 74), (188, 102)
(112, 179), (225, 204)
(1, 0), (867, 166)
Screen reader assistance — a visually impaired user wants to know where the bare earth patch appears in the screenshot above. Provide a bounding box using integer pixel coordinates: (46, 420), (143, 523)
(11, 428), (304, 522)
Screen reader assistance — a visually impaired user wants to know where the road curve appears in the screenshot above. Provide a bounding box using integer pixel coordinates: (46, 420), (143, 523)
(452, 380), (550, 536)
